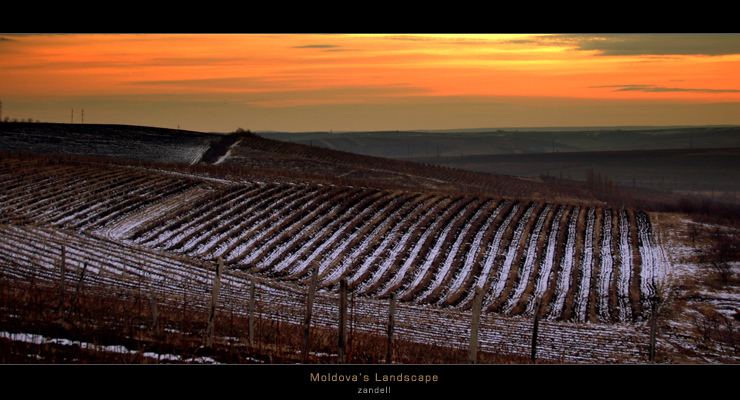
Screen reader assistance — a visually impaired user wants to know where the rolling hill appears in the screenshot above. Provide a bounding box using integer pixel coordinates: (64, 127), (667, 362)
(0, 122), (736, 364)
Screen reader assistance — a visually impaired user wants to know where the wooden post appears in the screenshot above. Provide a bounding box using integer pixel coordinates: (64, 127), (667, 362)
(386, 293), (396, 364)
(70, 263), (88, 317)
(57, 246), (66, 317)
(205, 258), (224, 348)
(649, 297), (659, 363)
(468, 287), (483, 364)
(531, 297), (541, 364)
(249, 277), (256, 347)
(257, 299), (263, 355)
(338, 278), (348, 363)
(148, 291), (160, 334)
(350, 291), (355, 359)
(302, 266), (318, 363)
(181, 279), (189, 332)
(137, 275), (144, 318)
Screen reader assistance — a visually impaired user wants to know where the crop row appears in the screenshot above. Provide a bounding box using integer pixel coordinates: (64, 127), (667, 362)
(0, 224), (652, 362)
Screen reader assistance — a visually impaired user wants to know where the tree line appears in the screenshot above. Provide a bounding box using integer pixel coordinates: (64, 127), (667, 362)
(1, 117), (43, 123)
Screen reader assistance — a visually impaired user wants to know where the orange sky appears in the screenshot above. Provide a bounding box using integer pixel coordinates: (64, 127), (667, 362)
(1, 34), (740, 131)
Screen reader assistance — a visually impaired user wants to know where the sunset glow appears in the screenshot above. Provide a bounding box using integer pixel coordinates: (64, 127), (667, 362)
(2, 34), (740, 131)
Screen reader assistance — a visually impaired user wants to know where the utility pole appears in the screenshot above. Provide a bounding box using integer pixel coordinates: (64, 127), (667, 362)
(71, 108), (74, 124)
(0, 100), (3, 121)
(81, 109), (84, 124)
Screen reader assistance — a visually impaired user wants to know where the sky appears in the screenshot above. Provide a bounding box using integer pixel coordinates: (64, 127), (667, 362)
(1, 34), (740, 132)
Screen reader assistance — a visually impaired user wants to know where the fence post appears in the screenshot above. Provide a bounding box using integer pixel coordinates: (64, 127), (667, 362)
(70, 263), (88, 317)
(205, 257), (224, 348)
(57, 246), (66, 318)
(249, 277), (256, 347)
(531, 297), (542, 364)
(302, 266), (319, 363)
(181, 279), (189, 332)
(649, 296), (660, 363)
(338, 278), (348, 363)
(468, 287), (483, 364)
(148, 291), (160, 335)
(386, 293), (396, 364)
(350, 291), (355, 359)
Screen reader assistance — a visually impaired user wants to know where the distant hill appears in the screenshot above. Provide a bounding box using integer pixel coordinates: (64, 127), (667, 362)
(0, 122), (221, 164)
(0, 122), (599, 204)
(259, 126), (740, 158)
(216, 131), (600, 204)
(4, 122), (723, 206)
(410, 147), (740, 195)
(1, 123), (736, 365)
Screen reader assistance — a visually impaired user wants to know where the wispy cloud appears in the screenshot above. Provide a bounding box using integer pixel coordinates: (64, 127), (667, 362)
(384, 35), (500, 46)
(556, 34), (740, 56)
(245, 84), (429, 107)
(384, 35), (435, 42)
(293, 44), (340, 49)
(127, 77), (427, 105)
(594, 84), (740, 93)
(380, 34), (740, 56)
(0, 37), (14, 42)
(5, 56), (257, 71)
(129, 76), (288, 90)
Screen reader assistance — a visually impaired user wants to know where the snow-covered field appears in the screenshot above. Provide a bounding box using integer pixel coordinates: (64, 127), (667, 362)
(599, 209), (615, 322)
(439, 201), (506, 306)
(551, 207), (581, 319)
(526, 206), (566, 316)
(618, 209), (633, 322)
(0, 331), (220, 364)
(648, 214), (738, 363)
(0, 224), (654, 363)
(0, 125), (216, 165)
(502, 205), (552, 314)
(571, 207), (592, 322)
(0, 160), (692, 362)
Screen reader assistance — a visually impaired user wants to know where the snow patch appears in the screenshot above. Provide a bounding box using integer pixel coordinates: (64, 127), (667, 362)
(214, 138), (242, 165)
(550, 207), (590, 319)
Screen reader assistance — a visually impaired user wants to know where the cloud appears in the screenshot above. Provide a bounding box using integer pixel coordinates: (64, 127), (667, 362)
(384, 34), (733, 53)
(126, 77), (427, 105)
(594, 84), (740, 93)
(557, 34), (740, 56)
(5, 56), (255, 71)
(384, 35), (499, 46)
(245, 84), (429, 107)
(293, 44), (340, 49)
(146, 56), (252, 66)
(0, 37), (14, 42)
(129, 76), (286, 90)
(384, 35), (435, 42)
(9, 93), (740, 132)
(498, 38), (537, 45)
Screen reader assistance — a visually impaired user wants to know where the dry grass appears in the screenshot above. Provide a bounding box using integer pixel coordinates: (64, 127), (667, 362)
(0, 275), (531, 364)
(649, 212), (739, 362)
